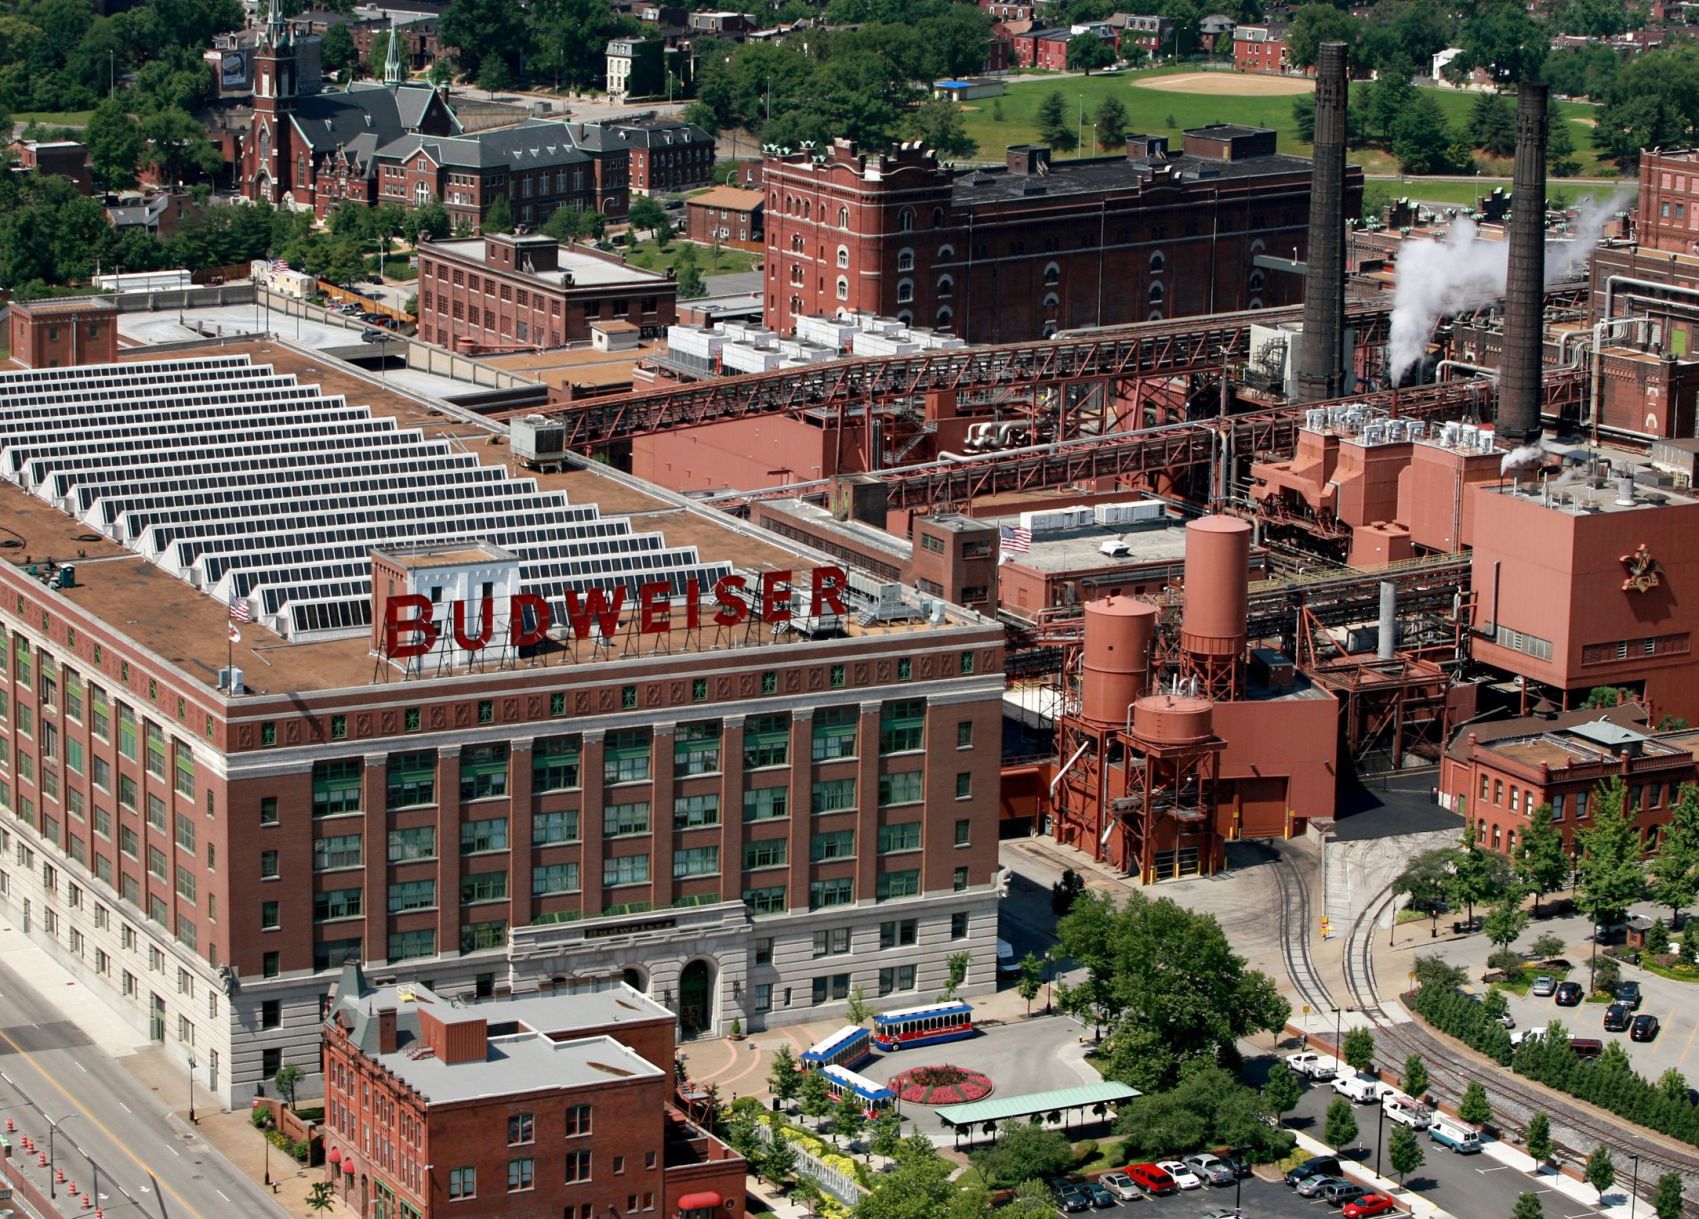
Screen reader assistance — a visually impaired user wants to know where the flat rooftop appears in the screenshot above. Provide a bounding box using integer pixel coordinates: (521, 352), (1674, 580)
(760, 498), (912, 563)
(1482, 477), (1699, 515)
(999, 520), (1190, 576)
(953, 151), (1312, 208)
(0, 341), (975, 699)
(428, 238), (668, 288)
(380, 1032), (662, 1105)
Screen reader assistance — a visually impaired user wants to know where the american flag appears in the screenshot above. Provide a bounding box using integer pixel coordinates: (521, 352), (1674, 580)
(999, 524), (1032, 554)
(229, 594), (252, 623)
(270, 259), (288, 272)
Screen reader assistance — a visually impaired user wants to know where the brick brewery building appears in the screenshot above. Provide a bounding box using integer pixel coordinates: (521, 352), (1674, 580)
(416, 232), (678, 349)
(0, 343), (1004, 1107)
(761, 130), (1356, 342)
(322, 967), (745, 1219)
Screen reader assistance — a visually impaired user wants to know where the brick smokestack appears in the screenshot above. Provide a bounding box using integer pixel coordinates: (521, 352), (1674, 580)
(1498, 82), (1548, 445)
(1295, 41), (1349, 404)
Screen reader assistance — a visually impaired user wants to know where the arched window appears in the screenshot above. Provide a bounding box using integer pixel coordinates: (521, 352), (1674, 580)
(837, 245), (849, 269)
(790, 265), (804, 286)
(1250, 237), (1266, 255)
(802, 199), (811, 219)
(898, 310), (914, 326)
(897, 248), (915, 272)
(938, 244), (954, 261)
(1147, 309), (1164, 322)
(836, 276), (849, 301)
(932, 207), (945, 228)
(898, 207), (915, 232)
(1149, 251), (1165, 274)
(790, 234), (804, 252)
(1149, 282), (1164, 304)
(839, 206), (850, 228)
(896, 278), (914, 304)
(1043, 262), (1060, 286)
(936, 306), (953, 327)
(1043, 321), (1058, 338)
(414, 181), (429, 206)
(1248, 297), (1264, 310)
(936, 275), (954, 299)
(1042, 292), (1059, 311)
(1249, 269), (1265, 292)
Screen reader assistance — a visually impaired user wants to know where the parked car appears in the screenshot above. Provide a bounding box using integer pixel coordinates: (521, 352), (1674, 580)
(1297, 1174), (1342, 1198)
(1343, 1194), (1400, 1218)
(1079, 1181), (1115, 1209)
(1570, 1037), (1605, 1060)
(1157, 1160), (1202, 1190)
(1323, 1180), (1369, 1207)
(1382, 1094), (1432, 1129)
(1285, 1051), (1338, 1080)
(1555, 981), (1584, 1005)
(1531, 975), (1558, 996)
(360, 328), (387, 343)
(1603, 1003), (1632, 1032)
(1286, 1155), (1342, 1186)
(1122, 1163), (1177, 1196)
(1334, 1073), (1395, 1103)
(1053, 1183), (1089, 1213)
(1510, 1025), (1550, 1048)
(1631, 1014), (1661, 1042)
(1219, 1154), (1253, 1179)
(1429, 1115), (1483, 1154)
(1617, 981), (1643, 1010)
(1097, 1171), (1140, 1202)
(1183, 1153), (1234, 1186)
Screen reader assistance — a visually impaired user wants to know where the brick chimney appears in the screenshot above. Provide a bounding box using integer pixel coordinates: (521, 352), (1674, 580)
(377, 1007), (398, 1054)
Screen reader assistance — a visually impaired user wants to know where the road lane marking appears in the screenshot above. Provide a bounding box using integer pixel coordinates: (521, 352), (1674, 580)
(74, 1062), (85, 1073)
(1676, 1006), (1699, 1070)
(217, 1190), (230, 1201)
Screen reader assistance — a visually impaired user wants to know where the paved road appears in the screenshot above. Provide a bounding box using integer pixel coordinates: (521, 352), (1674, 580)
(0, 954), (288, 1219)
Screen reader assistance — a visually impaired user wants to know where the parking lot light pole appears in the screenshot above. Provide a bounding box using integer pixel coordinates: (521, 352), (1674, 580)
(1629, 1152), (1640, 1219)
(1374, 1091), (1387, 1179)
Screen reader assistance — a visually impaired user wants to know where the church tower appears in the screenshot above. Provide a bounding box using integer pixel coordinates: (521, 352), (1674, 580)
(248, 0), (296, 204)
(382, 21), (405, 86)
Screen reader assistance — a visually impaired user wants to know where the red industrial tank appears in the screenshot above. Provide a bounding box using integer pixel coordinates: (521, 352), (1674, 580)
(1131, 693), (1215, 745)
(1180, 514), (1252, 661)
(1080, 596), (1157, 726)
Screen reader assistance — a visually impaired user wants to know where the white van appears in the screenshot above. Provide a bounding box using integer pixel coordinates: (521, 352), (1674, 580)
(1382, 1094), (1432, 1129)
(1429, 1114), (1484, 1153)
(1332, 1073), (1394, 1104)
(996, 939), (1020, 978)
(1509, 1025), (1550, 1049)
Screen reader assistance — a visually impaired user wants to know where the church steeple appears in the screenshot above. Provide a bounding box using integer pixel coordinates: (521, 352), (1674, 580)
(260, 0), (290, 52)
(253, 0), (296, 111)
(382, 21), (404, 86)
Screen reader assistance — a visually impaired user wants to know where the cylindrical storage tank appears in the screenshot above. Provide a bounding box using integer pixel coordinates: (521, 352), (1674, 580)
(1080, 596), (1157, 726)
(1131, 694), (1215, 746)
(1180, 515), (1252, 660)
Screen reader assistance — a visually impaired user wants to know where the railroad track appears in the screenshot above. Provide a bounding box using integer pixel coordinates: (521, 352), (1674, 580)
(1342, 883), (1699, 1214)
(1272, 844), (1336, 1019)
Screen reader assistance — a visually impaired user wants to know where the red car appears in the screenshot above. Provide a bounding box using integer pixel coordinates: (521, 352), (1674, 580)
(1121, 1163), (1178, 1196)
(1343, 1194), (1399, 1218)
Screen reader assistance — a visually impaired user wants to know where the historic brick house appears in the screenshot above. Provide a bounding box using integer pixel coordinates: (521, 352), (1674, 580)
(239, 1), (460, 217)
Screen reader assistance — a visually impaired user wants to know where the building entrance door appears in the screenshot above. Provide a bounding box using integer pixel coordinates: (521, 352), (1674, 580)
(678, 959), (713, 1038)
(150, 993), (166, 1042)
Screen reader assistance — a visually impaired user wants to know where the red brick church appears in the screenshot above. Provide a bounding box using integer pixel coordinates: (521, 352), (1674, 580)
(239, 0), (459, 217)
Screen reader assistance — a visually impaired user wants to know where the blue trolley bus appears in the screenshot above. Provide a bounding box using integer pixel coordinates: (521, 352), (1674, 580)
(801, 1024), (876, 1071)
(821, 1064), (896, 1116)
(871, 1002), (975, 1051)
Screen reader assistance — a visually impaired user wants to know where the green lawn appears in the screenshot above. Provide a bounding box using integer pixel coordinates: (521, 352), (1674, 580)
(957, 69), (1616, 180)
(1381, 177), (1627, 210)
(13, 109), (94, 128)
(623, 237), (760, 276)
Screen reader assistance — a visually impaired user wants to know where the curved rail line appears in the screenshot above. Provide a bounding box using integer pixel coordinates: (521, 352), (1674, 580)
(1273, 845), (1336, 1019)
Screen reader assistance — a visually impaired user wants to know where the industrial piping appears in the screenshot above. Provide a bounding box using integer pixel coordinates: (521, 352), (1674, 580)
(1498, 82), (1548, 444)
(1295, 41), (1349, 405)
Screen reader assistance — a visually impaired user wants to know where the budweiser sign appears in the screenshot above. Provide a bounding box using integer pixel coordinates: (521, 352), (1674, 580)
(382, 566), (849, 659)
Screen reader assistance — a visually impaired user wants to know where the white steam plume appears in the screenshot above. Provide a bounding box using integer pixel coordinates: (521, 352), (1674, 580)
(1499, 444), (1544, 475)
(1386, 193), (1631, 385)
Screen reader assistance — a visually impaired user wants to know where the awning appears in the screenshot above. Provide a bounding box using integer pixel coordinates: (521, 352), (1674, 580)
(677, 1191), (721, 1209)
(327, 1147), (342, 1164)
(342, 1157), (355, 1174)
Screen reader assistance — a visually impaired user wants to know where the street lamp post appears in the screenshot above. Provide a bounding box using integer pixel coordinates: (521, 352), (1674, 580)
(1374, 1090), (1387, 1179)
(46, 1113), (76, 1200)
(1629, 1153), (1640, 1219)
(188, 1052), (197, 1124)
(264, 1120), (272, 1189)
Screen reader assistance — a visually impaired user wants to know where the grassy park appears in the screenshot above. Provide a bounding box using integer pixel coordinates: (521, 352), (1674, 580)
(954, 67), (1614, 179)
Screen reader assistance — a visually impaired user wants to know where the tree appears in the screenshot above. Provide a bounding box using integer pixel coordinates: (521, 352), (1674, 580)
(1467, 91), (1516, 156)
(1530, 933), (1567, 960)
(969, 1122), (1074, 1188)
(1017, 952), (1045, 1016)
(1037, 90), (1078, 152)
(1459, 1080), (1493, 1127)
(939, 951), (972, 1001)
(1512, 1193), (1545, 1219)
(1286, 3), (1361, 70)
(1585, 1145), (1615, 1201)
(856, 1134), (989, 1219)
(768, 1043), (801, 1107)
(847, 985), (873, 1025)
(629, 195), (668, 239)
(1094, 95), (1128, 150)
(1066, 33), (1116, 74)
(1593, 955), (1622, 995)
(1402, 1053), (1429, 1100)
(1525, 1111), (1553, 1166)
(439, 0), (525, 83)
(799, 1064), (834, 1126)
(833, 1091), (867, 1146)
(306, 1182), (336, 1213)
(1593, 47), (1699, 169)
(1396, 849), (1456, 936)
(1456, 0), (1547, 84)
(1264, 1061), (1302, 1121)
(85, 96), (143, 190)
(1450, 818), (1512, 924)
(530, 0), (635, 91)
(273, 1063), (301, 1108)
(140, 106), (222, 185)
(905, 98), (977, 159)
(763, 1130), (798, 1184)
(364, 29), (395, 80)
(1546, 93), (1580, 176)
(321, 23), (357, 77)
(869, 1109), (904, 1160)
(482, 195), (513, 235)
(1051, 868), (1086, 916)
(1324, 1096), (1358, 1151)
(1390, 92), (1464, 175)
(1388, 1122), (1424, 1183)
(1646, 919), (1672, 958)
(1484, 891), (1532, 959)
(1576, 779), (1647, 928)
(1516, 816), (1570, 917)
(1655, 1171), (1685, 1219)
(1649, 784), (1699, 925)
(1342, 1027), (1376, 1074)
(1003, 1180), (1059, 1219)
(1366, 73), (1417, 143)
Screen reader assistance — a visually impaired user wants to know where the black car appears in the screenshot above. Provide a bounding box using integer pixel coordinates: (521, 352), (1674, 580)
(1631, 1014), (1661, 1042)
(1079, 1182), (1115, 1209)
(1220, 1154), (1253, 1179)
(1053, 1183), (1090, 1213)
(1284, 1155), (1342, 1186)
(1554, 981), (1584, 1006)
(1603, 1002), (1632, 1032)
(1616, 981), (1643, 1010)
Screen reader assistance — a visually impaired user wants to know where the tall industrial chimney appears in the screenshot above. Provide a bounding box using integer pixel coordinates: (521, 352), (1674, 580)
(1295, 41), (1349, 405)
(1498, 82), (1548, 445)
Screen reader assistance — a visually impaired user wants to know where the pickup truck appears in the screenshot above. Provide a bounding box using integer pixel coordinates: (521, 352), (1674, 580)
(1285, 1052), (1339, 1081)
(1332, 1073), (1395, 1103)
(1382, 1094), (1432, 1129)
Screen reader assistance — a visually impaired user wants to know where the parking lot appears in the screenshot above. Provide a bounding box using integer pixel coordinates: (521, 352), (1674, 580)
(1057, 1173), (1395, 1218)
(1493, 956), (1698, 1082)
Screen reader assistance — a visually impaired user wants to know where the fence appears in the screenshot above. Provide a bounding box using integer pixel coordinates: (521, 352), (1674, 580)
(756, 1123), (866, 1207)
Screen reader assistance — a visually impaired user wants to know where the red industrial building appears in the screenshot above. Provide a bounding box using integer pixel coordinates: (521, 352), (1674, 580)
(760, 131), (1354, 342)
(1232, 25), (1292, 73)
(322, 967), (744, 1219)
(5, 297), (118, 370)
(8, 139), (93, 194)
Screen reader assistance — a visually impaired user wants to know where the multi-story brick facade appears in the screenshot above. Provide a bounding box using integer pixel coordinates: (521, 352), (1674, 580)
(5, 297), (117, 369)
(0, 344), (1004, 1108)
(321, 970), (744, 1219)
(1233, 24), (1291, 73)
(1632, 148), (1699, 255)
(416, 233), (676, 350)
(686, 186), (764, 249)
(762, 131), (1352, 343)
(599, 117), (715, 195)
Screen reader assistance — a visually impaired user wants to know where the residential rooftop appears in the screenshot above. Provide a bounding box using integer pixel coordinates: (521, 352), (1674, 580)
(425, 237), (669, 288)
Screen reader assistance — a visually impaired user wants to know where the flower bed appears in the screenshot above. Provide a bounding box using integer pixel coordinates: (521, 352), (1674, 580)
(888, 1065), (993, 1105)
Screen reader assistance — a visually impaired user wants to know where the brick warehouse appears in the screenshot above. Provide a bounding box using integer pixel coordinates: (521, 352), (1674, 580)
(761, 130), (1358, 343)
(0, 343), (1004, 1107)
(322, 968), (745, 1219)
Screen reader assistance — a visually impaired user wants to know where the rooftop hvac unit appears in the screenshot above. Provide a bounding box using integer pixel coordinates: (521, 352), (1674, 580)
(1094, 500), (1165, 526)
(1099, 539), (1132, 557)
(511, 415), (568, 467)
